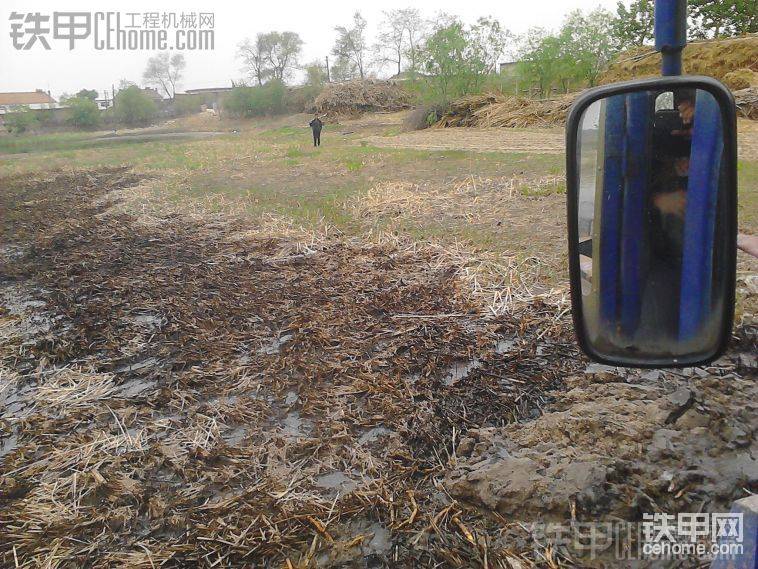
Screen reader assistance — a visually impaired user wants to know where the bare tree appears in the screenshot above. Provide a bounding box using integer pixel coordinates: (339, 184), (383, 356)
(399, 9), (427, 77)
(332, 12), (368, 80)
(376, 10), (407, 76)
(142, 52), (185, 99)
(238, 35), (272, 86)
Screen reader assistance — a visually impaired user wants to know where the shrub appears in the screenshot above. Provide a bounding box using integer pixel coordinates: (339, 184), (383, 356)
(67, 97), (101, 128)
(3, 107), (39, 134)
(114, 86), (157, 126)
(223, 81), (287, 118)
(173, 94), (204, 116)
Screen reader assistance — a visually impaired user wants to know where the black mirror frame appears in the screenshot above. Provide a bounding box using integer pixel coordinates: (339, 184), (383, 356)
(565, 75), (738, 368)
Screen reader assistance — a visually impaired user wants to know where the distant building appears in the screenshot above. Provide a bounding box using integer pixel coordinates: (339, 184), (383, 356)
(95, 97), (113, 110)
(499, 61), (519, 75)
(183, 87), (234, 97)
(0, 89), (57, 114)
(179, 87), (234, 112)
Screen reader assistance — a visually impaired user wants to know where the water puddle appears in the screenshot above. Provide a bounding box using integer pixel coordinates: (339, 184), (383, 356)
(223, 426), (248, 446)
(442, 359), (481, 386)
(0, 433), (19, 459)
(358, 426), (392, 445)
(258, 333), (293, 355)
(127, 312), (165, 330)
(282, 411), (313, 438)
(314, 471), (358, 495)
(114, 357), (159, 375)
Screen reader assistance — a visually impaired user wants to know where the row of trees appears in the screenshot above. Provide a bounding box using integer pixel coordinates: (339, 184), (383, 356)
(234, 0), (755, 103)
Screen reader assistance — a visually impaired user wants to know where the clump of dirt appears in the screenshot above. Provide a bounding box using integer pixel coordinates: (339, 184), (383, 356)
(600, 35), (758, 86)
(449, 361), (756, 522)
(313, 80), (412, 119)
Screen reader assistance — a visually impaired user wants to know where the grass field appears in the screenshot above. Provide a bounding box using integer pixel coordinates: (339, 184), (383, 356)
(2, 112), (755, 290)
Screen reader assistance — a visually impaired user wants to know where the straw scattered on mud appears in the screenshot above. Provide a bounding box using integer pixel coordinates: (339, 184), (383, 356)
(0, 168), (581, 567)
(1, 167), (755, 568)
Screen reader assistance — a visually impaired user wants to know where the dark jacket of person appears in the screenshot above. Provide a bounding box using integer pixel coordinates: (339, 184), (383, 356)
(309, 117), (323, 133)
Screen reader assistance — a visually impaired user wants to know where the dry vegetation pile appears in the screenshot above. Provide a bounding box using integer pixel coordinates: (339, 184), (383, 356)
(435, 94), (575, 128)
(0, 168), (584, 567)
(436, 83), (758, 131)
(600, 35), (758, 86)
(313, 80), (413, 119)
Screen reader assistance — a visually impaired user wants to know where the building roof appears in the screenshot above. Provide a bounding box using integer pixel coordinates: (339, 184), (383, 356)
(184, 87), (234, 95)
(0, 90), (57, 105)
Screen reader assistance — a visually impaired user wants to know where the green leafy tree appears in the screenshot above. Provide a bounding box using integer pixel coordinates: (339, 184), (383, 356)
(238, 32), (303, 85)
(420, 16), (510, 102)
(611, 0), (654, 49)
(516, 28), (571, 96)
(76, 88), (99, 101)
(115, 85), (157, 125)
(266, 32), (303, 82)
(223, 81), (286, 117)
(560, 8), (617, 87)
(67, 97), (101, 128)
(689, 0), (758, 37)
(517, 8), (617, 96)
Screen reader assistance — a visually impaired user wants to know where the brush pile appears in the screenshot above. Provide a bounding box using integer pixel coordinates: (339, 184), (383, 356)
(313, 80), (412, 119)
(435, 93), (575, 128)
(600, 35), (758, 85)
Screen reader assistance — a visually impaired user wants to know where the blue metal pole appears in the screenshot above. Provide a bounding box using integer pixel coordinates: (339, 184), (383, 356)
(654, 0), (687, 76)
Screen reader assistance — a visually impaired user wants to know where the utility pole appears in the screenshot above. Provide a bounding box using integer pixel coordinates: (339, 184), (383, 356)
(325, 56), (331, 83)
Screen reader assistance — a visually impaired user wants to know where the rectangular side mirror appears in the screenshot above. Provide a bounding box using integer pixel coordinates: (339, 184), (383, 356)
(566, 76), (738, 367)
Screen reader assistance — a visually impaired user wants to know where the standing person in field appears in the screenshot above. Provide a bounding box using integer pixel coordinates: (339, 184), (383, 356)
(309, 115), (323, 147)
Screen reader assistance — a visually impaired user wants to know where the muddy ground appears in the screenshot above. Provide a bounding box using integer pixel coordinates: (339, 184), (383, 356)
(0, 168), (756, 568)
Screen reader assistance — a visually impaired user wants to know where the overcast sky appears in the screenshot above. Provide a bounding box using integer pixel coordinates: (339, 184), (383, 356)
(1, 0), (618, 99)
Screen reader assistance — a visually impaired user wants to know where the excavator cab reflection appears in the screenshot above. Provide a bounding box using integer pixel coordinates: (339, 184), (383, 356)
(573, 86), (731, 365)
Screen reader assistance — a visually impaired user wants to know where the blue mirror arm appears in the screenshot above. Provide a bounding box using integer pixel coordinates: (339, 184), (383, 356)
(654, 0), (687, 76)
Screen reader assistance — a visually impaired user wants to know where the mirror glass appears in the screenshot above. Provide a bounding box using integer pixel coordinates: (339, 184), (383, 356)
(574, 87), (731, 365)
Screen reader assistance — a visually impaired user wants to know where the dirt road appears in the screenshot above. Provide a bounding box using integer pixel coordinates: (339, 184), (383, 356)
(1, 168), (755, 567)
(366, 121), (758, 161)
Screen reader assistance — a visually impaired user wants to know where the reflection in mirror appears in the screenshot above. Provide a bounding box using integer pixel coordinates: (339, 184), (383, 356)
(575, 88), (729, 364)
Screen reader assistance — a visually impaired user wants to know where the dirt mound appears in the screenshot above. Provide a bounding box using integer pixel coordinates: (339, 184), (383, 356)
(735, 87), (758, 119)
(436, 93), (574, 128)
(313, 80), (412, 119)
(600, 35), (758, 85)
(724, 68), (758, 90)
